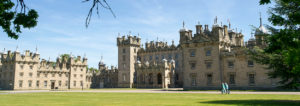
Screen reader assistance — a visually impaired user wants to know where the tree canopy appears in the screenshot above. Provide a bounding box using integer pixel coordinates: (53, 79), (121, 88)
(251, 0), (300, 89)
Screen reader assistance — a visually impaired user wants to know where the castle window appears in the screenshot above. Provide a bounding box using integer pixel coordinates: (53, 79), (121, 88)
(189, 49), (196, 57)
(65, 81), (68, 86)
(175, 53), (179, 60)
(155, 55), (159, 60)
(19, 72), (24, 77)
(123, 55), (126, 61)
(205, 61), (212, 69)
(73, 81), (76, 87)
(123, 74), (126, 81)
(74, 74), (77, 78)
(168, 54), (172, 60)
(229, 74), (235, 84)
(207, 74), (213, 85)
(248, 74), (255, 85)
(81, 68), (83, 71)
(30, 65), (33, 70)
(52, 73), (55, 77)
(122, 49), (126, 53)
(206, 50), (211, 56)
(19, 80), (23, 88)
(190, 62), (196, 70)
(228, 61), (234, 68)
(44, 73), (48, 78)
(191, 77), (196, 86)
(58, 81), (62, 86)
(44, 81), (47, 88)
(20, 65), (24, 70)
(123, 63), (126, 69)
(190, 73), (197, 86)
(248, 60), (254, 67)
(65, 74), (69, 77)
(59, 74), (62, 77)
(134, 48), (136, 53)
(80, 74), (83, 78)
(28, 80), (32, 87)
(161, 55), (165, 59)
(149, 55), (153, 60)
(157, 73), (162, 84)
(37, 73), (40, 77)
(36, 80), (40, 87)
(80, 81), (83, 86)
(29, 73), (33, 77)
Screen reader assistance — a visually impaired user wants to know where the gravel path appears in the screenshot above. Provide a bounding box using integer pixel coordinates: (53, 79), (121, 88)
(1, 88), (300, 95)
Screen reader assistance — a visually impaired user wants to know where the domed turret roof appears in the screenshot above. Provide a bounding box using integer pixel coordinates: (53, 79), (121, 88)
(255, 13), (269, 35)
(255, 25), (269, 35)
(179, 21), (189, 32)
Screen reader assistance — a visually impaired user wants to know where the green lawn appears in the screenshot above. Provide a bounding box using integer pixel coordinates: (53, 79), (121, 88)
(1, 92), (300, 106)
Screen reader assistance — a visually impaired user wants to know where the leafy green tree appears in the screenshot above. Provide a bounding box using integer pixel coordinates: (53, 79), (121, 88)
(0, 0), (38, 39)
(251, 0), (300, 89)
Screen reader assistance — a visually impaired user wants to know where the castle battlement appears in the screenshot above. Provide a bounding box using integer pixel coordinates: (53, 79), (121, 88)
(117, 35), (141, 47)
(1, 50), (40, 63)
(139, 40), (178, 53)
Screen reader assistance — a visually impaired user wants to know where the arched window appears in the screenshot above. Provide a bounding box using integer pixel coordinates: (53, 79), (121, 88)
(157, 73), (162, 84)
(149, 73), (153, 84)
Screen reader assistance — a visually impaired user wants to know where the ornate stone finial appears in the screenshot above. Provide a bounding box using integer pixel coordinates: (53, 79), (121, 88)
(3, 48), (5, 53)
(156, 37), (159, 42)
(182, 21), (185, 28)
(198, 21), (200, 25)
(35, 45), (39, 54)
(221, 22), (222, 26)
(172, 40), (175, 45)
(48, 57), (50, 61)
(16, 45), (19, 52)
(118, 33), (121, 38)
(259, 12), (262, 27)
(214, 16), (218, 24)
(227, 19), (231, 29)
(84, 53), (86, 58)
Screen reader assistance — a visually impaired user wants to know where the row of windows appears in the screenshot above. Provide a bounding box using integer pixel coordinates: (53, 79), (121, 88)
(18, 73), (75, 78)
(190, 49), (211, 57)
(189, 60), (255, 70)
(18, 80), (69, 88)
(19, 65), (34, 70)
(190, 73), (256, 86)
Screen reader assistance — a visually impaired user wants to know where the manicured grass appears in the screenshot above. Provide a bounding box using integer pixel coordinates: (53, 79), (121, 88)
(0, 92), (300, 106)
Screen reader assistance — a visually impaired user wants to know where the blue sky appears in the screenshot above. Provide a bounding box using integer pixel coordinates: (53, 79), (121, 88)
(0, 0), (272, 68)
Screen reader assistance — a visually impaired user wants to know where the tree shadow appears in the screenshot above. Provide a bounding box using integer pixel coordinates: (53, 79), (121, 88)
(201, 100), (300, 106)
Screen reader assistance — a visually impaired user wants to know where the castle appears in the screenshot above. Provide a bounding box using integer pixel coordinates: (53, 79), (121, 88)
(0, 16), (279, 90)
(0, 49), (93, 90)
(112, 16), (279, 90)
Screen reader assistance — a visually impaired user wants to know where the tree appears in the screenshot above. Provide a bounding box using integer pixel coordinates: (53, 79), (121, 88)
(0, 0), (38, 39)
(1, 0), (115, 40)
(251, 0), (300, 89)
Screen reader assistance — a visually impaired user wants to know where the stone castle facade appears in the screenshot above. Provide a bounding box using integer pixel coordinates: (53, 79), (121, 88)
(0, 49), (93, 90)
(113, 17), (279, 90)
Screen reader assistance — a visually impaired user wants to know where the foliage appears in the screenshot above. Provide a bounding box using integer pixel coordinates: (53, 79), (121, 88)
(252, 0), (300, 89)
(88, 67), (99, 72)
(0, 0), (38, 39)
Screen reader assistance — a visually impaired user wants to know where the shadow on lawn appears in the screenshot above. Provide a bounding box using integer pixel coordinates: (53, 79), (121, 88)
(201, 100), (300, 106)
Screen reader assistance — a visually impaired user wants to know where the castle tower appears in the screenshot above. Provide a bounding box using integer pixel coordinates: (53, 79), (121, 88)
(255, 13), (268, 48)
(179, 21), (192, 44)
(117, 34), (141, 88)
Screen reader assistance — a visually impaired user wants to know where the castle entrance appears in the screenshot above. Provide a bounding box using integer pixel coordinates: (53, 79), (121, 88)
(50, 80), (55, 89)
